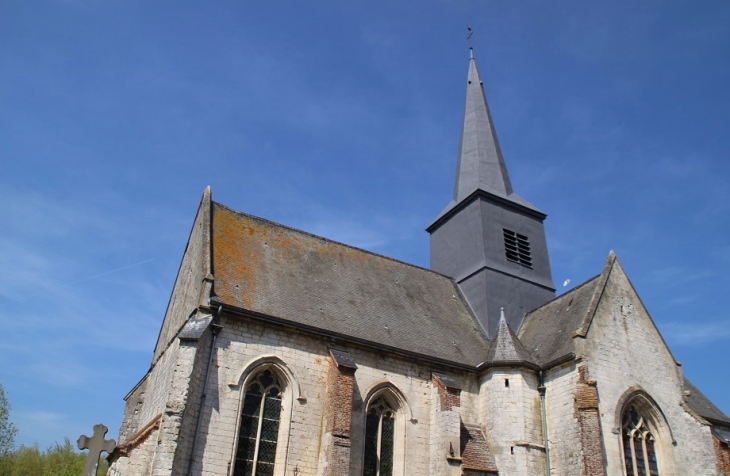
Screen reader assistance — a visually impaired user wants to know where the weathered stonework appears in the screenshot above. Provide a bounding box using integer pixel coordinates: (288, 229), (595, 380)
(574, 366), (606, 476)
(544, 362), (582, 475)
(320, 354), (356, 476)
(430, 374), (463, 476)
(715, 438), (730, 475)
(153, 189), (211, 365)
(577, 259), (721, 475)
(479, 368), (546, 476)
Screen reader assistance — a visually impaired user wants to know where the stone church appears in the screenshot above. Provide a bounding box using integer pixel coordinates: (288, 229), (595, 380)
(108, 49), (730, 476)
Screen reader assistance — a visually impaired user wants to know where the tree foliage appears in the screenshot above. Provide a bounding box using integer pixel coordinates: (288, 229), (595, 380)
(0, 383), (18, 457)
(0, 384), (109, 476)
(0, 438), (108, 476)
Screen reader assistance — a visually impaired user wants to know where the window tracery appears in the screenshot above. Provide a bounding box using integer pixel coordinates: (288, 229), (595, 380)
(622, 405), (659, 476)
(363, 396), (396, 476)
(234, 370), (283, 476)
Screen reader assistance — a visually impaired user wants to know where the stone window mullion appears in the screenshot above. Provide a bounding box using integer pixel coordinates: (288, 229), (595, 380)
(376, 415), (383, 476)
(630, 430), (638, 476)
(364, 396), (395, 476)
(622, 405), (660, 476)
(234, 370), (283, 476)
(250, 395), (266, 476)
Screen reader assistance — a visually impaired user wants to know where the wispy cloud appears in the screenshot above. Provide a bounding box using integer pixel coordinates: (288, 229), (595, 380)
(660, 321), (730, 346)
(13, 411), (74, 447)
(644, 267), (715, 287)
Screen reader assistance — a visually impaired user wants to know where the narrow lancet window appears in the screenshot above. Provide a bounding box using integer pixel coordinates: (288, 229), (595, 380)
(622, 405), (659, 476)
(363, 396), (396, 476)
(235, 370), (283, 476)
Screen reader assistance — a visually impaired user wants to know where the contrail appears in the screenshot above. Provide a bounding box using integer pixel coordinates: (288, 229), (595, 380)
(63, 258), (156, 286)
(14, 258), (155, 301)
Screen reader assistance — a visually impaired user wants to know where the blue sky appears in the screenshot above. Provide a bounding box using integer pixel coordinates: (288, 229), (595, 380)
(1, 0), (729, 449)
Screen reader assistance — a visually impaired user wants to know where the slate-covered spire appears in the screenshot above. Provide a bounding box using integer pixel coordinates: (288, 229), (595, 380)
(431, 48), (542, 225)
(454, 48), (513, 202)
(428, 47), (555, 338)
(485, 308), (533, 364)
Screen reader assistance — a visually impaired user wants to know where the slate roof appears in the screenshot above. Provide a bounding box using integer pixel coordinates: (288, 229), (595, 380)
(712, 426), (730, 445)
(210, 202), (490, 366)
(429, 49), (542, 228)
(518, 274), (601, 366)
(683, 376), (730, 427)
(485, 309), (535, 365)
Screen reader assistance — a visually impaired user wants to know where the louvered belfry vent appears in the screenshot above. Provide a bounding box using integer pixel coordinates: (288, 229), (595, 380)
(503, 229), (532, 268)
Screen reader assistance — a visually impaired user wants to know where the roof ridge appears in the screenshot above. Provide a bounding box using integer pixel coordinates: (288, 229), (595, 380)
(574, 251), (616, 338)
(523, 272), (602, 318)
(211, 201), (455, 280)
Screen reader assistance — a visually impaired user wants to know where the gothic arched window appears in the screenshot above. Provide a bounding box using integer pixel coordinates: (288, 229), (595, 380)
(363, 396), (396, 476)
(622, 405), (659, 476)
(234, 369), (283, 476)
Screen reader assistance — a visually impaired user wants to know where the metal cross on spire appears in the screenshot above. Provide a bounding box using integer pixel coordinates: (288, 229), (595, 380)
(467, 26), (473, 49)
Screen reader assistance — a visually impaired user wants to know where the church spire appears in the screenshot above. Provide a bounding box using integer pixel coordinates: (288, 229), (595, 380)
(428, 47), (555, 338)
(453, 48), (513, 202)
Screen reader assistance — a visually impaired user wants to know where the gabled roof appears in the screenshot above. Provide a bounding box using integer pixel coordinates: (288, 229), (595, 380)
(683, 376), (730, 427)
(519, 251), (629, 366)
(518, 273), (601, 366)
(485, 309), (535, 365)
(210, 202), (490, 366)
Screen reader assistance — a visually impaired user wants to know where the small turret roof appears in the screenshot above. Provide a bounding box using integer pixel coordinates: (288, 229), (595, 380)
(485, 308), (534, 364)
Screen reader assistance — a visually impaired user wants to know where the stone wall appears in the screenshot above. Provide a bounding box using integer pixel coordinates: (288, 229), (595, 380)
(109, 322), (206, 476)
(578, 259), (719, 475)
(180, 313), (480, 476)
(153, 189), (211, 364)
(574, 365), (606, 476)
(715, 437), (730, 475)
(117, 376), (149, 446)
(544, 361), (582, 475)
(479, 368), (546, 475)
(319, 356), (356, 476)
(108, 416), (160, 476)
(430, 375), (462, 476)
(171, 325), (215, 475)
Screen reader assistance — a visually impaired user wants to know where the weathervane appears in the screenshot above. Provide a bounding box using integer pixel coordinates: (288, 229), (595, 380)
(467, 25), (473, 48)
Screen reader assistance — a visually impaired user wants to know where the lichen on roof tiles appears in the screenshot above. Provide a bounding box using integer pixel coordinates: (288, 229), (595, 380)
(211, 202), (490, 366)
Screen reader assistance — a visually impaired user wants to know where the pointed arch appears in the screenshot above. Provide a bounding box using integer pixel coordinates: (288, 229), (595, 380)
(229, 354), (301, 401)
(357, 381), (411, 476)
(229, 355), (300, 476)
(363, 381), (413, 421)
(615, 387), (676, 475)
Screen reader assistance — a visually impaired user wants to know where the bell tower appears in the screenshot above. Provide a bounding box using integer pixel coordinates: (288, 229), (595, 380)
(427, 48), (555, 337)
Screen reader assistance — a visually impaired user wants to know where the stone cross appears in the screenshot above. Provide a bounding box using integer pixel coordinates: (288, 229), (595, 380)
(77, 424), (116, 476)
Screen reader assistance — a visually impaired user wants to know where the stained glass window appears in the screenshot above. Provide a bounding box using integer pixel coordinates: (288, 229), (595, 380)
(622, 405), (659, 476)
(234, 370), (283, 476)
(363, 396), (396, 476)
